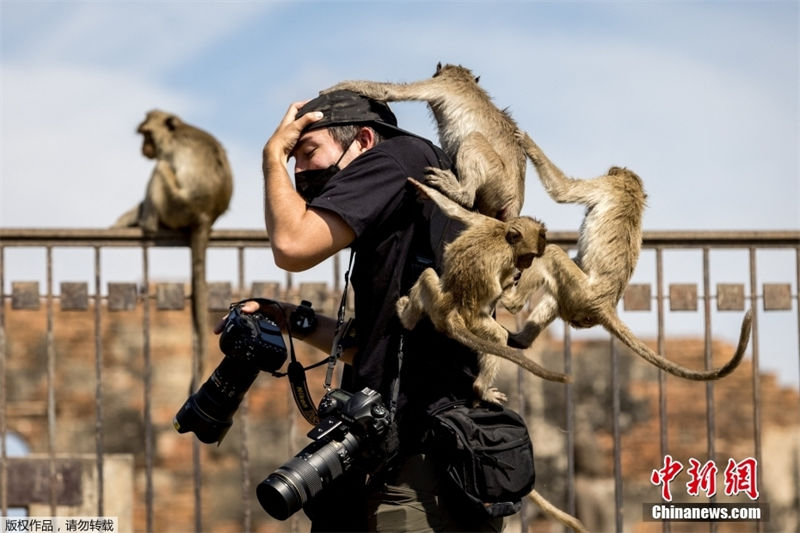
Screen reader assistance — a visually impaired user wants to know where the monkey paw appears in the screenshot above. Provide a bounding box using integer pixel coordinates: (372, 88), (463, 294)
(396, 296), (421, 329)
(483, 387), (508, 405)
(424, 167), (470, 207)
(396, 295), (409, 312)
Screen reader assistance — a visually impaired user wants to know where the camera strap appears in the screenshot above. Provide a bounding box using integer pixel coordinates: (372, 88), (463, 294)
(388, 334), (404, 423)
(323, 249), (355, 391)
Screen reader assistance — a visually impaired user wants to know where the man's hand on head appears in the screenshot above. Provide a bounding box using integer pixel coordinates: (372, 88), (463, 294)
(264, 100), (323, 164)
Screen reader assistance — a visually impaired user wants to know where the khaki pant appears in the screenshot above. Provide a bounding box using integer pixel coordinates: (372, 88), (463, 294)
(367, 454), (505, 533)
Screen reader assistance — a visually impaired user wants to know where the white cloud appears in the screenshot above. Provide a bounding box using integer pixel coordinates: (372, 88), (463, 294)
(4, 2), (273, 75)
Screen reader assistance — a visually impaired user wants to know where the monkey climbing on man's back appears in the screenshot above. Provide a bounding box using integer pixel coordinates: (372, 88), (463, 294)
(323, 62), (526, 221)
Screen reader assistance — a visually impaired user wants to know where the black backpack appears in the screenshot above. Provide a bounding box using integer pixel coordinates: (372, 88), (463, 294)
(427, 401), (536, 518)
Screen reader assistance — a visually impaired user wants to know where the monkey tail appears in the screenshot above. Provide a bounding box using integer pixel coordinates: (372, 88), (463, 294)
(528, 490), (588, 533)
(189, 221), (211, 391)
(445, 316), (571, 383)
(599, 307), (752, 381)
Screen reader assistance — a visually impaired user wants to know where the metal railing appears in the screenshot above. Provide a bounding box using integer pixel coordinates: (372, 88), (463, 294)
(0, 228), (798, 532)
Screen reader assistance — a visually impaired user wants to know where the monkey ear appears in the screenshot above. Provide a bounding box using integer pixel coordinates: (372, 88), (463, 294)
(165, 116), (178, 131)
(505, 226), (522, 245)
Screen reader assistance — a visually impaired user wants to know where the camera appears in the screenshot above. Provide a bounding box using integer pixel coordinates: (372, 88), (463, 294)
(173, 304), (287, 444)
(257, 387), (395, 520)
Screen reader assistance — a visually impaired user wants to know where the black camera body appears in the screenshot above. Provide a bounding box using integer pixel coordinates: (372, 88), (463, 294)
(174, 304), (287, 444)
(257, 387), (395, 521)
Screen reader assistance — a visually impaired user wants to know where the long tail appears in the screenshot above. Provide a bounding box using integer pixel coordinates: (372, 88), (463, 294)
(446, 317), (571, 383)
(528, 490), (588, 533)
(600, 307), (752, 380)
(189, 222), (211, 391)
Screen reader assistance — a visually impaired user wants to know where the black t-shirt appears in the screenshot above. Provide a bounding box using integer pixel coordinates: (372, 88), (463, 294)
(308, 134), (480, 449)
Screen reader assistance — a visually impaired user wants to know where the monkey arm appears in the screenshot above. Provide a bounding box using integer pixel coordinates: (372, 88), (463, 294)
(321, 78), (442, 103)
(407, 177), (484, 227)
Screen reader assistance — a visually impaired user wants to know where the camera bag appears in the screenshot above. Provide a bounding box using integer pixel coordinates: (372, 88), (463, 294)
(427, 401), (535, 518)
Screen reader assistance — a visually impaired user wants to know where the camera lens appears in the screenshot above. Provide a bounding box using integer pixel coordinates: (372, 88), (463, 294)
(173, 356), (259, 444)
(257, 432), (359, 520)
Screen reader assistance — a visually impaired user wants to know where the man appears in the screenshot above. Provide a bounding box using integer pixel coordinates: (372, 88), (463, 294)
(254, 90), (502, 532)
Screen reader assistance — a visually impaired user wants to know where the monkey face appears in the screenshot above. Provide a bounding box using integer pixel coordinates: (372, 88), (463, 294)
(140, 132), (156, 159)
(506, 217), (547, 271)
(137, 110), (180, 160)
(433, 62), (480, 84)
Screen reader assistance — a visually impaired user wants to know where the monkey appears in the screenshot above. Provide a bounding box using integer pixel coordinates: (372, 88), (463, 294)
(498, 130), (752, 381)
(322, 62), (526, 221)
(396, 178), (569, 404)
(113, 110), (233, 388)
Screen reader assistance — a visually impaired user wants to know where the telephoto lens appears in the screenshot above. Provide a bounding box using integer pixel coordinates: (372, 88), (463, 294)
(257, 432), (360, 520)
(173, 357), (259, 444)
(173, 304), (287, 444)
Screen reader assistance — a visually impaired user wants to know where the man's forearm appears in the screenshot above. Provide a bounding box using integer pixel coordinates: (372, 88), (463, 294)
(294, 311), (355, 365)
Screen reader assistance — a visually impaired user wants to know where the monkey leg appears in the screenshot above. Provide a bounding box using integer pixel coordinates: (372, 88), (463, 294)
(508, 243), (602, 347)
(111, 202), (144, 228)
(397, 268), (449, 331)
(500, 264), (549, 315)
(507, 292), (559, 348)
(426, 131), (503, 212)
(469, 315), (512, 404)
(407, 177), (485, 227)
(517, 130), (599, 205)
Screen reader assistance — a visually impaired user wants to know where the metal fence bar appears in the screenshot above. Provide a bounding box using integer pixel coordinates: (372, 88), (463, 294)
(748, 248), (763, 533)
(94, 246), (105, 516)
(653, 248), (670, 533)
(238, 245), (252, 533)
(0, 245), (6, 516)
(143, 245), (155, 533)
(796, 246), (800, 422)
(564, 326), (575, 521)
(610, 337), (623, 533)
(46, 246), (57, 516)
(702, 249), (717, 533)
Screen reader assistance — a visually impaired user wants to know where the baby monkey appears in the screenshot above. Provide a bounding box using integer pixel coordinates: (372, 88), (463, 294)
(500, 130), (752, 381)
(397, 179), (569, 405)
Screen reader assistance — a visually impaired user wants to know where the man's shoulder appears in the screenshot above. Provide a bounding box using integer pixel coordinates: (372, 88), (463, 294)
(373, 134), (448, 167)
(375, 134), (437, 153)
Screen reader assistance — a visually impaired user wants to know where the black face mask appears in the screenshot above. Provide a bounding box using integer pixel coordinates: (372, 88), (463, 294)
(294, 142), (352, 203)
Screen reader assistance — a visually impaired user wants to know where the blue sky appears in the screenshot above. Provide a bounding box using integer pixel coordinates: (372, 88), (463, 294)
(1, 0), (798, 384)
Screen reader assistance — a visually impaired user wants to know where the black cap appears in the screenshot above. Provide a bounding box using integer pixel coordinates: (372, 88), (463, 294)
(297, 90), (413, 138)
